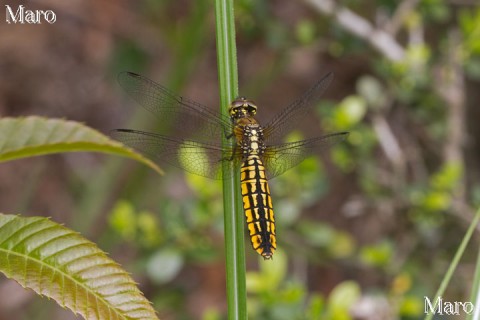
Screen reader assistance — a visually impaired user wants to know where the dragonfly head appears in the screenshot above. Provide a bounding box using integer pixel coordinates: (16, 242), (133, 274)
(229, 97), (257, 119)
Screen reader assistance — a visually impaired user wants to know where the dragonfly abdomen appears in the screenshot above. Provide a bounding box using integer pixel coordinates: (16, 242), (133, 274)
(240, 154), (276, 259)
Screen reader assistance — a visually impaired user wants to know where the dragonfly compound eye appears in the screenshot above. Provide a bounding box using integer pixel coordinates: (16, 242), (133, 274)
(230, 98), (257, 117)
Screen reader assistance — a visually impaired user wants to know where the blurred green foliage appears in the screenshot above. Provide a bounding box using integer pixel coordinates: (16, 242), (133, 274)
(3, 0), (480, 319)
(245, 250), (362, 320)
(104, 0), (478, 314)
(360, 241), (393, 268)
(107, 3), (474, 311)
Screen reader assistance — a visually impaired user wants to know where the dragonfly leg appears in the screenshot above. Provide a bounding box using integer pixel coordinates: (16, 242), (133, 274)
(227, 145), (238, 161)
(224, 124), (235, 139)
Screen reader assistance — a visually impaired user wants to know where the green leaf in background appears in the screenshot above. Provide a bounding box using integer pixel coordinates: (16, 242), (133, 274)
(327, 281), (361, 320)
(298, 221), (336, 247)
(298, 221), (355, 258)
(359, 241), (393, 268)
(0, 213), (158, 320)
(356, 75), (387, 110)
(295, 20), (316, 45)
(329, 96), (367, 130)
(0, 116), (162, 175)
(109, 200), (138, 241)
(306, 294), (325, 319)
(459, 7), (480, 56)
(399, 295), (424, 317)
(137, 211), (163, 248)
(430, 162), (463, 191)
(246, 249), (287, 293)
(109, 200), (162, 248)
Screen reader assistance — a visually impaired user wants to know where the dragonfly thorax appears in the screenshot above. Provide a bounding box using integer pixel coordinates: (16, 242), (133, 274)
(230, 97), (265, 158)
(229, 97), (257, 120)
(240, 124), (266, 157)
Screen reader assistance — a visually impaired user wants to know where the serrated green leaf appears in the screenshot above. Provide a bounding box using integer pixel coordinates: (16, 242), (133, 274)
(0, 116), (162, 175)
(0, 213), (159, 320)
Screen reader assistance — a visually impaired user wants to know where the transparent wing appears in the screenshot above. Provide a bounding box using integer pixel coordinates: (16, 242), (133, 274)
(263, 73), (334, 145)
(263, 131), (349, 178)
(112, 129), (239, 180)
(117, 72), (232, 144)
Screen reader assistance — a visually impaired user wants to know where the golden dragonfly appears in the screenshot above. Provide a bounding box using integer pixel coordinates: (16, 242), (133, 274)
(113, 72), (348, 259)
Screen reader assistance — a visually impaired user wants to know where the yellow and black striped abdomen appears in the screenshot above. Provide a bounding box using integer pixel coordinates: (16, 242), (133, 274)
(240, 154), (276, 259)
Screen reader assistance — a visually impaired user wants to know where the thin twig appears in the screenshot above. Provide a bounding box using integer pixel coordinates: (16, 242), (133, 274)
(304, 0), (405, 61)
(385, 0), (421, 35)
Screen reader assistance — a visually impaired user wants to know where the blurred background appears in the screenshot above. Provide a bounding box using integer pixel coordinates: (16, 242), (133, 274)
(1, 0), (480, 319)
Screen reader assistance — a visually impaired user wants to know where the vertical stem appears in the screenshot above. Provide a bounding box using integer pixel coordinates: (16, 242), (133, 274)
(467, 207), (480, 320)
(468, 242), (480, 320)
(214, 0), (247, 319)
(424, 207), (480, 320)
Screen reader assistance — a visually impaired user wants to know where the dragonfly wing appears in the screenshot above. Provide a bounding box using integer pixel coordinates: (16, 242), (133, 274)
(263, 131), (349, 178)
(112, 129), (238, 180)
(118, 72), (232, 144)
(263, 73), (334, 145)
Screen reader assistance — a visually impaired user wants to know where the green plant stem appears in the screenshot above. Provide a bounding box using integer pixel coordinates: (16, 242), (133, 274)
(214, 0), (247, 319)
(467, 207), (480, 320)
(424, 206), (480, 320)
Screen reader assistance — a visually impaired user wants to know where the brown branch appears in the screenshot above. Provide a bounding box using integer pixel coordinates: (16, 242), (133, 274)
(304, 0), (405, 61)
(385, 0), (421, 35)
(437, 30), (466, 165)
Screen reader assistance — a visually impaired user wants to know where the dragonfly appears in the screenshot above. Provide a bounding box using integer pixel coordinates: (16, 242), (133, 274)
(113, 72), (349, 260)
